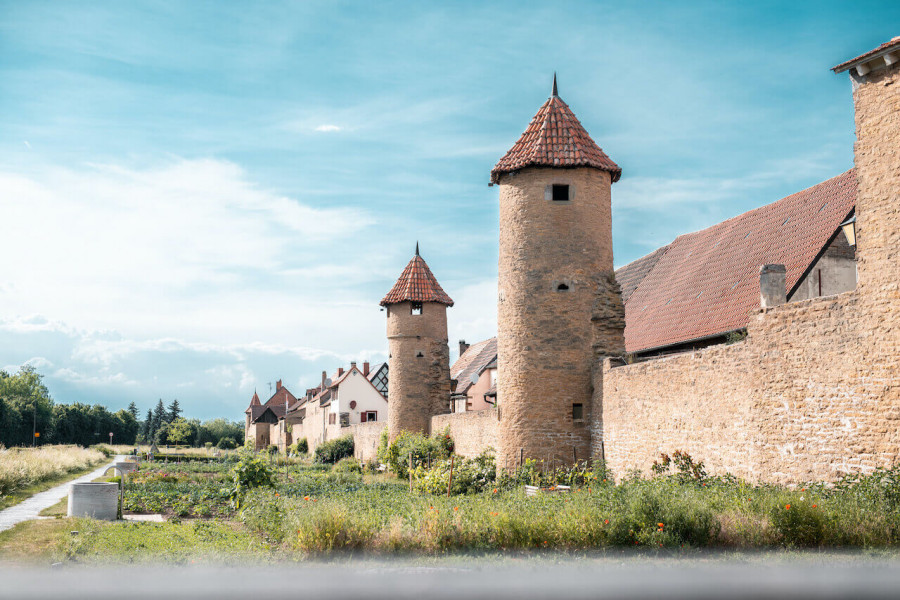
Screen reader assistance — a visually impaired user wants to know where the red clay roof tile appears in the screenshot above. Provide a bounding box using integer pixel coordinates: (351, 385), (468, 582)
(491, 91), (620, 184)
(619, 170), (857, 353)
(833, 37), (900, 73)
(380, 253), (454, 307)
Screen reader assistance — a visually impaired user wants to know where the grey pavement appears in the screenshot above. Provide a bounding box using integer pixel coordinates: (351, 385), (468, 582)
(0, 456), (119, 533)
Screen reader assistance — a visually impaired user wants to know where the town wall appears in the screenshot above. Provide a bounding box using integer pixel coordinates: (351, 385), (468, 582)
(432, 408), (499, 460)
(350, 420), (387, 462)
(601, 59), (900, 484)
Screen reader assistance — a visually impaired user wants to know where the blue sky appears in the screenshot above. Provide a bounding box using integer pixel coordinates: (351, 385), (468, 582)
(0, 1), (897, 420)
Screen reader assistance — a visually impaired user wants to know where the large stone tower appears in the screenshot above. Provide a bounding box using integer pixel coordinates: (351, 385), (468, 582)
(492, 76), (626, 470)
(381, 245), (454, 440)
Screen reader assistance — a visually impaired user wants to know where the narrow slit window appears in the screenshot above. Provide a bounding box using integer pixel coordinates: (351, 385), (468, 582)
(572, 403), (584, 422)
(552, 184), (570, 201)
(416, 351), (424, 358)
(411, 302), (423, 315)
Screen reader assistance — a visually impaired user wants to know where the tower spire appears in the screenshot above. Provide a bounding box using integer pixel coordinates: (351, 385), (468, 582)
(552, 72), (558, 97)
(415, 241), (420, 256)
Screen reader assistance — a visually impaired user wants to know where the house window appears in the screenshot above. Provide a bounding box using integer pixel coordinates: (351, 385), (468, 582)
(328, 413), (336, 425)
(411, 302), (423, 315)
(361, 411), (377, 422)
(552, 184), (570, 201)
(572, 403), (584, 422)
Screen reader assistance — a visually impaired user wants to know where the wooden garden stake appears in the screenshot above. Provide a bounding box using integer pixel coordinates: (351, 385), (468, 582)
(447, 454), (455, 497)
(409, 452), (413, 492)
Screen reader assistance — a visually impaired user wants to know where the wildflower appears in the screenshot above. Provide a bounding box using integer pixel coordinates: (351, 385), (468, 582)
(492, 489), (498, 494)
(491, 512), (498, 516)
(785, 504), (791, 510)
(658, 523), (664, 528)
(454, 507), (459, 511)
(801, 488), (806, 492)
(604, 519), (609, 525)
(274, 493), (280, 497)
(812, 504), (818, 508)
(303, 496), (310, 501)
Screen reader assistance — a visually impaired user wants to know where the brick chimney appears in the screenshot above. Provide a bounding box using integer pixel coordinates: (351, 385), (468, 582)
(363, 361), (370, 376)
(276, 379), (282, 391)
(459, 340), (469, 356)
(338, 367), (344, 377)
(760, 264), (787, 308)
(321, 370), (327, 389)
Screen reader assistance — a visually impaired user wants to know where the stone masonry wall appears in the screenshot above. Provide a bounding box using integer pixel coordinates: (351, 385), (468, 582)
(497, 166), (619, 469)
(350, 420), (387, 462)
(432, 408), (499, 460)
(386, 300), (452, 439)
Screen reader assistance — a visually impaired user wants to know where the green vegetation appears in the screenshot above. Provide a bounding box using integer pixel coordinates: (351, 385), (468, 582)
(12, 446), (900, 562)
(377, 428), (453, 478)
(314, 435), (355, 464)
(0, 445), (106, 507)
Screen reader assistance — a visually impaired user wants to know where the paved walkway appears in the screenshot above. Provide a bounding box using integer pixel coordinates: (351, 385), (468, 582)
(0, 457), (121, 533)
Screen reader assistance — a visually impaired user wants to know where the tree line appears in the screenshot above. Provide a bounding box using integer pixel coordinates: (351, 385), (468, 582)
(0, 366), (243, 449)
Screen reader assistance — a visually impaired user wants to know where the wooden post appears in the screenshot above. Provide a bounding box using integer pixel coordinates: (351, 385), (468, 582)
(408, 452), (413, 492)
(447, 454), (455, 497)
(573, 446), (577, 465)
(520, 448), (524, 470)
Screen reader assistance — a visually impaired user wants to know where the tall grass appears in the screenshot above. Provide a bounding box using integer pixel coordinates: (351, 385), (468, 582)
(0, 445), (106, 496)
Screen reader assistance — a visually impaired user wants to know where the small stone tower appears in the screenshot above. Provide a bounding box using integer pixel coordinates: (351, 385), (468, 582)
(381, 245), (454, 440)
(492, 76), (626, 470)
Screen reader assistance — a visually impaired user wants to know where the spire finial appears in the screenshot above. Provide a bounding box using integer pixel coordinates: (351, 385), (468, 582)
(552, 72), (558, 97)
(415, 241), (420, 256)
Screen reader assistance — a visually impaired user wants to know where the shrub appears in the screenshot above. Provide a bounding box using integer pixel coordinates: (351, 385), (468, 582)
(229, 451), (276, 508)
(216, 437), (237, 450)
(333, 457), (362, 474)
(381, 429), (453, 479)
(770, 499), (827, 547)
(314, 436), (355, 464)
(413, 449), (496, 495)
(266, 444), (279, 456)
(295, 438), (309, 455)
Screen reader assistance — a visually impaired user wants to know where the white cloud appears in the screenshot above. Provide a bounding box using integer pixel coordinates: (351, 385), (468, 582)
(314, 124), (342, 132)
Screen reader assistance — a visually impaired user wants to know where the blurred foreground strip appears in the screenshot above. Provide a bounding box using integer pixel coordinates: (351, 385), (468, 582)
(2, 561), (900, 600)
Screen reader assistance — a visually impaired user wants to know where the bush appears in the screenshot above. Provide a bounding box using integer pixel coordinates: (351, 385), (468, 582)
(380, 429), (453, 479)
(333, 457), (362, 474)
(266, 444), (279, 456)
(413, 449), (496, 495)
(770, 499), (827, 547)
(216, 437), (237, 450)
(290, 438), (308, 455)
(314, 436), (355, 464)
(229, 451), (276, 508)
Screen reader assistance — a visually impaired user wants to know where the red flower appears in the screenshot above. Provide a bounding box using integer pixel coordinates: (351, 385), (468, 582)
(785, 504), (791, 510)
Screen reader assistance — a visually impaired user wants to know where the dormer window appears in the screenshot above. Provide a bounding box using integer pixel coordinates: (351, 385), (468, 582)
(552, 184), (570, 201)
(411, 302), (423, 315)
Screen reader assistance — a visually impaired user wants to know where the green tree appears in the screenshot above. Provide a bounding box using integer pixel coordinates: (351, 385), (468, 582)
(166, 399), (182, 424)
(0, 366), (54, 446)
(127, 401), (139, 419)
(165, 417), (196, 446)
(150, 399), (166, 434)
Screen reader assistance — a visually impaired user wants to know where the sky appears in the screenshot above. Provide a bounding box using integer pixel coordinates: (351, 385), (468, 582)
(0, 1), (898, 421)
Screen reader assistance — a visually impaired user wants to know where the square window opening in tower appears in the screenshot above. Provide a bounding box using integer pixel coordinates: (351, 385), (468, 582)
(411, 302), (423, 315)
(572, 403), (584, 422)
(552, 184), (570, 201)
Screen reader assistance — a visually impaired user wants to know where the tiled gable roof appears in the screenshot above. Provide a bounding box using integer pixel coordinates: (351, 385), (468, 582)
(264, 386), (297, 409)
(451, 337), (497, 396)
(615, 245), (670, 304)
(249, 404), (285, 423)
(491, 88), (621, 184)
(622, 170), (857, 353)
(380, 252), (454, 307)
(833, 37), (900, 73)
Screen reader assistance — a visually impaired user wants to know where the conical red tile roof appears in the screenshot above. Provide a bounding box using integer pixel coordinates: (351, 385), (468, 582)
(491, 89), (621, 184)
(380, 252), (454, 307)
(245, 390), (261, 412)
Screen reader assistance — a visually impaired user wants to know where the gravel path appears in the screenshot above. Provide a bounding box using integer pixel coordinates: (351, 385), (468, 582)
(0, 457), (120, 533)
